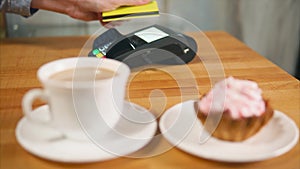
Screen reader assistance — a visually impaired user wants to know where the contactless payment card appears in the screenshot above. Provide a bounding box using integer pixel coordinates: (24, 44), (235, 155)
(102, 1), (159, 22)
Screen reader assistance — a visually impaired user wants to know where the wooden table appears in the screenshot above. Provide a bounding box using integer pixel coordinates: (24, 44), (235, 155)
(0, 32), (299, 169)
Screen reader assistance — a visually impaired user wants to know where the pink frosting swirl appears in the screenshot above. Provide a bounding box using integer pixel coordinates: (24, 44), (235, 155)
(198, 77), (266, 119)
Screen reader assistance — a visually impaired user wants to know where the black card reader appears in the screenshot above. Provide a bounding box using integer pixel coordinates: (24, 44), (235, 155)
(89, 25), (197, 68)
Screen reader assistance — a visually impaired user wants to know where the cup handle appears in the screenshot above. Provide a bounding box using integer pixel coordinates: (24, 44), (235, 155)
(22, 89), (51, 124)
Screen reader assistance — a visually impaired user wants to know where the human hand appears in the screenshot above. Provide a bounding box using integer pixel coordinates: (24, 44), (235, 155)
(31, 0), (152, 21)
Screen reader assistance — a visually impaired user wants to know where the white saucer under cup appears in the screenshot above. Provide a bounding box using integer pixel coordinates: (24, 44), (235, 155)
(16, 102), (157, 163)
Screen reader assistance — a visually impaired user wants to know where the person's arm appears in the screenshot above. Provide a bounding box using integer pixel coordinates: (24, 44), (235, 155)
(31, 0), (151, 21)
(0, 0), (38, 16)
(0, 0), (151, 20)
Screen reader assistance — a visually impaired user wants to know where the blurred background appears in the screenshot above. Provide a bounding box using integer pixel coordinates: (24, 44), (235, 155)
(1, 0), (299, 79)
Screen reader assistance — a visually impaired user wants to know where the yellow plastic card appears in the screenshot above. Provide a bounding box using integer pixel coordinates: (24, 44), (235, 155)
(102, 1), (159, 22)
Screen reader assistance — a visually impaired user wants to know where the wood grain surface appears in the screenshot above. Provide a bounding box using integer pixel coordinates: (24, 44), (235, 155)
(0, 32), (299, 169)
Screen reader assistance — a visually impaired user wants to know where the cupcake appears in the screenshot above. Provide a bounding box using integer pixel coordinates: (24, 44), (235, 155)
(194, 77), (274, 141)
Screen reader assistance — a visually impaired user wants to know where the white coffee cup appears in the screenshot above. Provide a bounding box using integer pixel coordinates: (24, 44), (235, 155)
(22, 57), (130, 141)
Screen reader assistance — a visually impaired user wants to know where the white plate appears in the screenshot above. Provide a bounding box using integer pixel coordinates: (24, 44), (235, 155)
(159, 100), (299, 162)
(16, 101), (157, 163)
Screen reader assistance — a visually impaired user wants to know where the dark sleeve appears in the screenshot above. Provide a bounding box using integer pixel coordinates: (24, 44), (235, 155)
(0, 0), (38, 17)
